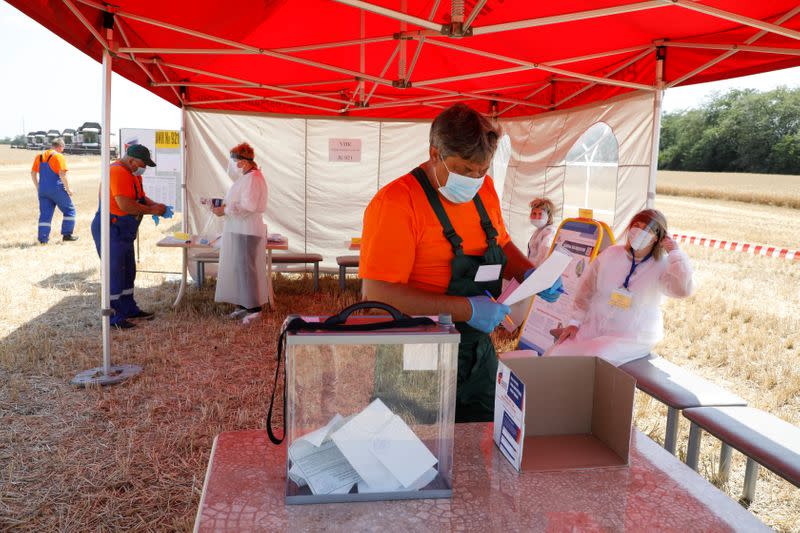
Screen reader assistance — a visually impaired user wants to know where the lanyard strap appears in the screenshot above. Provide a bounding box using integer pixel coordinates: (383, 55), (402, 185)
(623, 249), (652, 289)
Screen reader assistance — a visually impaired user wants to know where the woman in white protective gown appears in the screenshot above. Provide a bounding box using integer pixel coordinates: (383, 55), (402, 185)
(546, 209), (695, 366)
(211, 142), (269, 324)
(527, 197), (557, 268)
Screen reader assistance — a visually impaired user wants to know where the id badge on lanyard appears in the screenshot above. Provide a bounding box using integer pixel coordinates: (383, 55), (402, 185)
(609, 288), (633, 309)
(611, 249), (651, 310)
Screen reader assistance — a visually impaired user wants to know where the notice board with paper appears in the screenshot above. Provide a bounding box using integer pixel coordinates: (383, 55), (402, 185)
(516, 218), (614, 354)
(119, 128), (183, 211)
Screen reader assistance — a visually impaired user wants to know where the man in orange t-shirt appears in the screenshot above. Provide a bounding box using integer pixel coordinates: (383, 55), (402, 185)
(31, 137), (77, 243)
(360, 104), (562, 422)
(91, 144), (167, 329)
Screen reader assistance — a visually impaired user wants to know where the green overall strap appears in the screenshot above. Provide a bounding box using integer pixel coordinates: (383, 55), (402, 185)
(472, 194), (499, 246)
(411, 167), (464, 256)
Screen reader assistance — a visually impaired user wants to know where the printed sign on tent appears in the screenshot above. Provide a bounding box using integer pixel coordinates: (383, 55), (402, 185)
(120, 128), (183, 211)
(329, 138), (362, 162)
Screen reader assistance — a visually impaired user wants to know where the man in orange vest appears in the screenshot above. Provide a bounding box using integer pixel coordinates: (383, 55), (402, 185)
(31, 137), (77, 243)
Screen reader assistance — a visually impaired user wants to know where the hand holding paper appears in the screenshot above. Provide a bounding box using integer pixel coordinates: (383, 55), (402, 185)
(501, 250), (571, 306)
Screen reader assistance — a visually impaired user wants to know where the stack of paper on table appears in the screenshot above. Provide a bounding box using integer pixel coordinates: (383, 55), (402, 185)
(287, 399), (439, 495)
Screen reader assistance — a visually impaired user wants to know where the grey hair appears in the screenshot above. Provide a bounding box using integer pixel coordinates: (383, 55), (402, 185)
(429, 103), (502, 163)
(51, 137), (65, 148)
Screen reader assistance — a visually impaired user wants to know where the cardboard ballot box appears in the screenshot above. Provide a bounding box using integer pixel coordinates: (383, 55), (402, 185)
(494, 354), (636, 471)
(284, 315), (459, 504)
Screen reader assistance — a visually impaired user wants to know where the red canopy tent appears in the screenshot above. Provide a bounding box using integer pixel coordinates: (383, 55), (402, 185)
(9, 0), (800, 384)
(10, 0), (800, 119)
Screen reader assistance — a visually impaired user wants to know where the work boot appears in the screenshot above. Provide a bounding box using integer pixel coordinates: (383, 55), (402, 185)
(62, 234), (79, 242)
(129, 310), (155, 320)
(112, 319), (136, 330)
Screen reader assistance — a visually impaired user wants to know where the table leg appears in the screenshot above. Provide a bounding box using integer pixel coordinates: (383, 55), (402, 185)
(686, 422), (702, 471)
(742, 458), (759, 504)
(267, 249), (275, 310)
(172, 247), (188, 307)
(197, 261), (204, 289)
(719, 442), (732, 482)
(664, 407), (680, 455)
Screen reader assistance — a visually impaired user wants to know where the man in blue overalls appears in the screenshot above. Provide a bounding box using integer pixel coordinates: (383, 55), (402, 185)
(31, 138), (77, 243)
(91, 144), (167, 330)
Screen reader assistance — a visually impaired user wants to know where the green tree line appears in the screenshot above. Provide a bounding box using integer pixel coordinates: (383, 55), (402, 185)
(659, 86), (800, 175)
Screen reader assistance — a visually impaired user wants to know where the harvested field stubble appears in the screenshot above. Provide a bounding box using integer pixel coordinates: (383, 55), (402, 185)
(0, 159), (798, 531)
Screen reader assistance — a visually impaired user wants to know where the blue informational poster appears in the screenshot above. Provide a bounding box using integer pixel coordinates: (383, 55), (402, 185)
(518, 220), (612, 355)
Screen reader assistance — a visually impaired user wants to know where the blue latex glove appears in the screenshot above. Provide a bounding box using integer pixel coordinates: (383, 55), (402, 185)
(524, 268), (565, 303)
(466, 295), (511, 333)
(152, 205), (174, 226)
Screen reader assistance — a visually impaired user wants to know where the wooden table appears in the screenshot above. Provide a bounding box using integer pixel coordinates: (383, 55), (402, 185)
(157, 235), (288, 308)
(193, 424), (768, 532)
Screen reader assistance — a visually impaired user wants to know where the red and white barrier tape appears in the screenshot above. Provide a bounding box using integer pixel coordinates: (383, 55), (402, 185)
(672, 233), (799, 261)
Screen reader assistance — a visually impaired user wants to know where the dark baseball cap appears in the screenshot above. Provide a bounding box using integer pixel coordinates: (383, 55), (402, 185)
(126, 144), (156, 167)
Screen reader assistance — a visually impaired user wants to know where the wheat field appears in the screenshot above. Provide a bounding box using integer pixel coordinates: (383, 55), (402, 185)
(0, 148), (798, 531)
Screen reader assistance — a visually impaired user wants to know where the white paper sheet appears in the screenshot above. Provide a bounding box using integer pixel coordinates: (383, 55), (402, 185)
(402, 344), (439, 371)
(330, 399), (402, 491)
(371, 415), (438, 488)
(501, 250), (571, 306)
(408, 466), (439, 490)
(474, 263), (502, 282)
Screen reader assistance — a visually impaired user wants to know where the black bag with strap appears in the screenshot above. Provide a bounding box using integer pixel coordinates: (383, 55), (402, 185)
(266, 301), (436, 445)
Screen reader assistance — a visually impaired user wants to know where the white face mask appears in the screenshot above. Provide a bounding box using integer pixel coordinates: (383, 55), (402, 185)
(132, 166), (145, 177)
(530, 217), (547, 229)
(436, 156), (485, 204)
(628, 227), (656, 251)
(227, 158), (243, 180)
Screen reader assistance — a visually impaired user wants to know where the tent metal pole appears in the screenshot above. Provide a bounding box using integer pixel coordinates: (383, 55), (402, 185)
(670, 0), (800, 42)
(552, 47), (654, 107)
(152, 61), (351, 106)
(71, 33), (141, 387)
(418, 39), (655, 91)
(647, 47), (665, 209)
(115, 10), (394, 86)
(472, 1), (666, 36)
(173, 101), (188, 308)
(101, 48), (112, 375)
(331, 0), (441, 31)
(661, 42), (800, 56)
(666, 6), (800, 88)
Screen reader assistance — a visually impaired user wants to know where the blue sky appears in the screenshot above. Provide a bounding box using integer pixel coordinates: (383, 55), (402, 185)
(1, 1), (799, 138)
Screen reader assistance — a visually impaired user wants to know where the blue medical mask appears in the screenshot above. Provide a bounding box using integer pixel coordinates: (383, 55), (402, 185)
(435, 156), (485, 204)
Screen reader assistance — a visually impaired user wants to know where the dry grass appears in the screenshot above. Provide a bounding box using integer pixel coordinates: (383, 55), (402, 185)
(657, 169), (800, 209)
(1, 156), (799, 531)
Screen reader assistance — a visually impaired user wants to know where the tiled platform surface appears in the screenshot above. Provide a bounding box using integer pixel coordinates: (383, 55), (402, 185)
(194, 425), (768, 532)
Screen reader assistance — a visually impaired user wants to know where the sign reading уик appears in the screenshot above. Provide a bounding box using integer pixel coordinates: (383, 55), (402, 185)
(329, 138), (362, 162)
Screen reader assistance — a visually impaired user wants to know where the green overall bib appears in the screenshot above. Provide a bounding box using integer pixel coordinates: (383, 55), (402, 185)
(411, 167), (508, 422)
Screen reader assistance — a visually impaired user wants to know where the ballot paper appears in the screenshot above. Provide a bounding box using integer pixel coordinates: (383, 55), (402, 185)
(288, 439), (360, 495)
(402, 343), (439, 371)
(499, 279), (528, 332)
(330, 399), (402, 491)
(371, 415), (438, 488)
(501, 250), (571, 306)
(287, 413), (359, 495)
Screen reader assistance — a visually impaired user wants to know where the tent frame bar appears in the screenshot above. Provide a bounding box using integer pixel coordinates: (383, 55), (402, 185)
(331, 0), (442, 31)
(665, 5), (800, 88)
(671, 0), (800, 42)
(660, 41), (800, 57)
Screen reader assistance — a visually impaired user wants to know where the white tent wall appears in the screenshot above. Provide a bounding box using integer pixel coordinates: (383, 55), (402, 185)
(499, 91), (656, 246)
(185, 92), (656, 271)
(185, 110), (429, 268)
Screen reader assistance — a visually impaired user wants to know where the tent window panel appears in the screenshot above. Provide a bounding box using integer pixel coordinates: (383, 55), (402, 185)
(563, 122), (619, 224)
(490, 133), (512, 199)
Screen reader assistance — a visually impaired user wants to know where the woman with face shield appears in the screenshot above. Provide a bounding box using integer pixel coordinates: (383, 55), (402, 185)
(545, 209), (695, 366)
(527, 197), (557, 268)
(211, 143), (269, 324)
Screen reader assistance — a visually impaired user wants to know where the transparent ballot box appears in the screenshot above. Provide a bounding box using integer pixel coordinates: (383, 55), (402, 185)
(284, 312), (459, 504)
